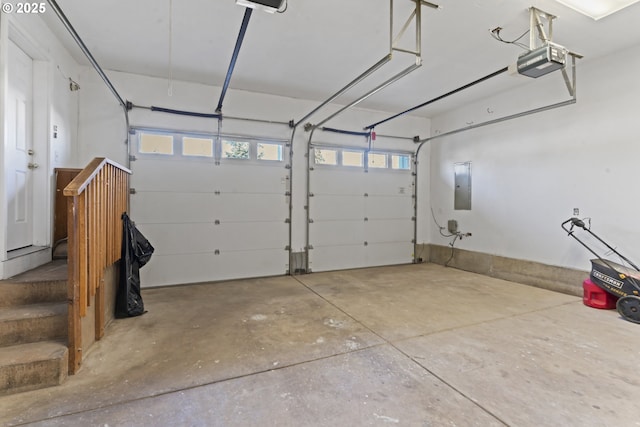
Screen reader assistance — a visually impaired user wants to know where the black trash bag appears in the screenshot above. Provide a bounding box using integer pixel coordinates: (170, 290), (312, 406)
(116, 212), (154, 318)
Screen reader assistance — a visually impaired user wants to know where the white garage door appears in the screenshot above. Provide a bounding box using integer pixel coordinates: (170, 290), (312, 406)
(130, 128), (290, 287)
(308, 145), (415, 272)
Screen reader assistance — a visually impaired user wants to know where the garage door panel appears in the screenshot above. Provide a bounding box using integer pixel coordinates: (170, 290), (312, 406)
(131, 192), (216, 224)
(217, 222), (288, 251)
(366, 219), (413, 242)
(311, 170), (365, 195)
(132, 129), (290, 286)
(310, 221), (365, 247)
(309, 150), (414, 272)
(310, 246), (367, 272)
(140, 253), (218, 287)
(219, 164), (287, 193)
(367, 169), (413, 187)
(365, 196), (413, 219)
(310, 195), (364, 220)
(366, 242), (414, 266)
(133, 158), (215, 192)
(217, 194), (287, 222)
(216, 250), (287, 279)
(138, 223), (217, 255)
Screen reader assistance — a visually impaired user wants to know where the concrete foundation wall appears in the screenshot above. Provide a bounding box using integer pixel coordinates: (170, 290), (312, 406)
(428, 244), (586, 297)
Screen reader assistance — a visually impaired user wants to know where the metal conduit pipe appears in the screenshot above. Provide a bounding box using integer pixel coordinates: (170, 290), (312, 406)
(365, 67), (509, 130)
(47, 0), (126, 110)
(216, 7), (253, 113)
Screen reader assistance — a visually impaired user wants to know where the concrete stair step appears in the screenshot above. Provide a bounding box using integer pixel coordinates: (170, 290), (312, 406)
(0, 281), (67, 308)
(0, 341), (68, 396)
(0, 303), (67, 346)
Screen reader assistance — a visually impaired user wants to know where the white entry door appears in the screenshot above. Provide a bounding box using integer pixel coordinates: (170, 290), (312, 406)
(6, 41), (34, 251)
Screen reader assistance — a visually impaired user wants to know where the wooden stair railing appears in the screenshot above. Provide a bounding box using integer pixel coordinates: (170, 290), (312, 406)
(64, 157), (131, 374)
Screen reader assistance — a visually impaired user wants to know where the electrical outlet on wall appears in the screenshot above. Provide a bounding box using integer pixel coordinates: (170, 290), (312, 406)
(573, 208), (580, 216)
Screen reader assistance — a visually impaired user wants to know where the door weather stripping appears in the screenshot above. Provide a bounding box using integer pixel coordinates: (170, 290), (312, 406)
(46, 0), (126, 110)
(295, 0), (437, 129)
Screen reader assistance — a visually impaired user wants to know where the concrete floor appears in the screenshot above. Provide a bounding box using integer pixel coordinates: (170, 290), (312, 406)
(1, 263), (639, 426)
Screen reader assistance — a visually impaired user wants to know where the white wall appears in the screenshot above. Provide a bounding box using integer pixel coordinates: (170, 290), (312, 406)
(0, 12), (79, 276)
(77, 68), (431, 257)
(428, 42), (640, 272)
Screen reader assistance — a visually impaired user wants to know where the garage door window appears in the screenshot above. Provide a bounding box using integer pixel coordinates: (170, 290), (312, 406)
(222, 140), (250, 159)
(342, 150), (364, 167)
(139, 133), (174, 155)
(368, 153), (387, 169)
(183, 137), (214, 157)
(258, 143), (284, 161)
(391, 154), (411, 170)
(314, 148), (338, 166)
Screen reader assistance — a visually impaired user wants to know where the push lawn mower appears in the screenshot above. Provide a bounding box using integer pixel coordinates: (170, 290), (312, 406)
(562, 217), (640, 324)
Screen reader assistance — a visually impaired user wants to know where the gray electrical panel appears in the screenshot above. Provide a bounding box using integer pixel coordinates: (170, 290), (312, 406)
(454, 162), (471, 210)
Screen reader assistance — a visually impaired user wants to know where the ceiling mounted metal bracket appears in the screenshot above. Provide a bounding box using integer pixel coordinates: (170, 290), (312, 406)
(301, 0), (437, 129)
(392, 0), (438, 56)
(561, 51), (582, 98)
(529, 6), (556, 49)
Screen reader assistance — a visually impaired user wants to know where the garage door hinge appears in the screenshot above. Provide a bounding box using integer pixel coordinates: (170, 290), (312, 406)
(364, 217), (368, 222)
(364, 193), (369, 197)
(129, 155), (137, 162)
(411, 239), (416, 243)
(215, 220), (220, 225)
(285, 218), (291, 223)
(308, 219), (314, 223)
(309, 192), (314, 197)
(309, 167), (315, 171)
(129, 188), (137, 195)
(364, 241), (368, 246)
(214, 191), (221, 195)
(411, 216), (416, 221)
(306, 245), (314, 250)
(285, 191), (291, 196)
(285, 245), (290, 251)
(214, 250), (220, 255)
(285, 164), (292, 169)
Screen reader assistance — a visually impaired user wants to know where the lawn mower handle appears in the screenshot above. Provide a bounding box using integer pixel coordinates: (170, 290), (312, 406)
(561, 217), (640, 272)
(561, 217), (586, 233)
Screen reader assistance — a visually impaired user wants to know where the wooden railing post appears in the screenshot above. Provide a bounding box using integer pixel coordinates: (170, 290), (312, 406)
(64, 158), (131, 374)
(67, 195), (82, 374)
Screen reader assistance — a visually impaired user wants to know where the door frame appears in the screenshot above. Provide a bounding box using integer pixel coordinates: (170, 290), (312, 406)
(1, 15), (52, 263)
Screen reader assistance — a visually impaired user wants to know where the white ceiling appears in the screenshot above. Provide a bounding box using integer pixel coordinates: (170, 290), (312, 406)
(42, 0), (640, 119)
